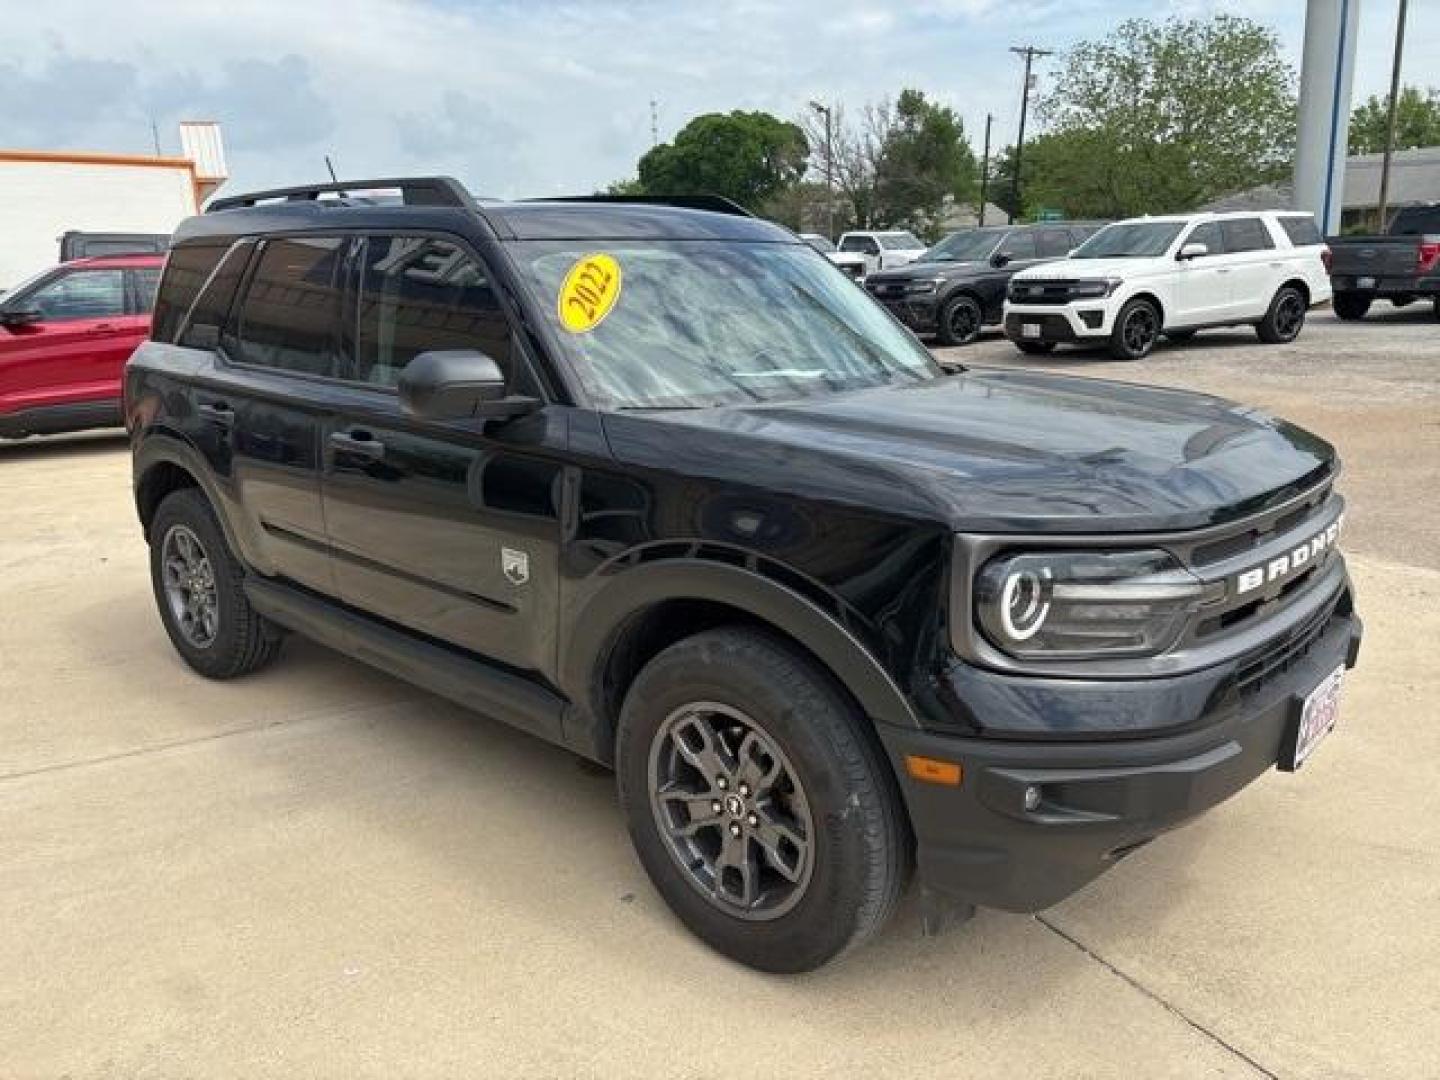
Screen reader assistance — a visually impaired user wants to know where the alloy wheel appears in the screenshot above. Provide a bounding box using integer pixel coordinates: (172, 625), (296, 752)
(946, 298), (981, 344)
(648, 701), (814, 920)
(1274, 292), (1305, 339)
(1123, 304), (1158, 355)
(161, 524), (219, 649)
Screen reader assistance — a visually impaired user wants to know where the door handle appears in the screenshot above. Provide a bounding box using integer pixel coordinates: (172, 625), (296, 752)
(329, 429), (386, 460)
(197, 400), (234, 425)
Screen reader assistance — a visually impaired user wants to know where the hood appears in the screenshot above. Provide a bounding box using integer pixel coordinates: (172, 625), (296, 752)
(1014, 257), (1159, 280)
(601, 371), (1335, 533)
(867, 260), (986, 283)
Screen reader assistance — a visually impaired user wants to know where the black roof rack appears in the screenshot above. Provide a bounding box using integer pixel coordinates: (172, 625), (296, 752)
(527, 194), (755, 218)
(206, 177), (477, 214)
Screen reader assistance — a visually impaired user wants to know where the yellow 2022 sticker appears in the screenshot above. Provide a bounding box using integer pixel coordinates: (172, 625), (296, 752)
(558, 253), (622, 333)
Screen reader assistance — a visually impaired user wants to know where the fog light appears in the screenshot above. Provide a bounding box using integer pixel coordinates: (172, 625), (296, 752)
(1023, 785), (1042, 811)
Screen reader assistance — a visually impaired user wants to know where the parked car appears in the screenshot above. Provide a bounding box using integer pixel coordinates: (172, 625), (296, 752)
(865, 221), (1105, 345)
(836, 229), (926, 275)
(59, 230), (171, 263)
(798, 233), (867, 280)
(1004, 211), (1333, 360)
(1326, 204), (1440, 320)
(128, 178), (1360, 972)
(0, 253), (163, 439)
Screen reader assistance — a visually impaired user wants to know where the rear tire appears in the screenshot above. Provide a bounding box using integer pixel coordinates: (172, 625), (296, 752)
(936, 293), (983, 346)
(616, 627), (910, 973)
(149, 488), (284, 679)
(1256, 285), (1307, 344)
(1333, 291), (1371, 321)
(1109, 298), (1161, 360)
(1015, 341), (1055, 355)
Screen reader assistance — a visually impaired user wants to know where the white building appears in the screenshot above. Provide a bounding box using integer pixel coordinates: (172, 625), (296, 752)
(0, 122), (227, 289)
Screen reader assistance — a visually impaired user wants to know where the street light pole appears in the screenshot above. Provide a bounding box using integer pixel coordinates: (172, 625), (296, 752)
(1009, 45), (1052, 221)
(979, 112), (993, 227)
(1377, 0), (1409, 231)
(809, 101), (835, 240)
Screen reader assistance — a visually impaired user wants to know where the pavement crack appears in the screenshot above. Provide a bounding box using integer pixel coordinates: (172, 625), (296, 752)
(1034, 914), (1280, 1079)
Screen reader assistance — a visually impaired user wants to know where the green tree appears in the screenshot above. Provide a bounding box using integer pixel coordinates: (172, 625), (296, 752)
(1350, 85), (1440, 154)
(637, 111), (808, 208)
(1035, 16), (1296, 217)
(873, 89), (979, 232)
(601, 177), (645, 195)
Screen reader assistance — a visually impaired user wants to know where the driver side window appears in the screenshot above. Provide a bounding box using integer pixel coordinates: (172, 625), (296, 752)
(27, 269), (127, 321)
(1184, 222), (1225, 256)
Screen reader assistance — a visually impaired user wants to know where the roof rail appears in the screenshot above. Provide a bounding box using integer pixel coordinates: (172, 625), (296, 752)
(206, 177), (476, 214)
(528, 193), (756, 218)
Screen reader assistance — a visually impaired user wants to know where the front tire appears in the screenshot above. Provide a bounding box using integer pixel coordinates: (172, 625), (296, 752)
(616, 627), (910, 973)
(149, 488), (283, 679)
(1109, 298), (1161, 360)
(1256, 285), (1307, 343)
(935, 293), (983, 346)
(1333, 291), (1371, 321)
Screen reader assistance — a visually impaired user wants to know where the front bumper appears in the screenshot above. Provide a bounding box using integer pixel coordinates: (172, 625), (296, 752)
(877, 601), (1362, 912)
(1004, 304), (1112, 344)
(868, 289), (940, 331)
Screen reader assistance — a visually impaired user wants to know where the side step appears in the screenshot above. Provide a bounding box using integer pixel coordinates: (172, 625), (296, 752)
(245, 577), (568, 747)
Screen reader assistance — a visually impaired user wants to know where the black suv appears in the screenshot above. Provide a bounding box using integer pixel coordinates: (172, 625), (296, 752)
(127, 179), (1360, 973)
(865, 221), (1104, 346)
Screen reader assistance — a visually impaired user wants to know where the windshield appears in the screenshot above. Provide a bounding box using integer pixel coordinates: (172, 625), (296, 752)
(514, 240), (942, 410)
(919, 228), (1006, 263)
(801, 234), (836, 253)
(1073, 221), (1185, 258)
(880, 232), (924, 250)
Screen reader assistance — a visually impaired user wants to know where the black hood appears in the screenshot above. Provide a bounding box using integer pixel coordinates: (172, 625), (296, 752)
(601, 371), (1336, 534)
(866, 260), (987, 284)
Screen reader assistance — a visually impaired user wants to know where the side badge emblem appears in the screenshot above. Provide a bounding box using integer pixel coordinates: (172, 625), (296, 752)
(502, 548), (530, 586)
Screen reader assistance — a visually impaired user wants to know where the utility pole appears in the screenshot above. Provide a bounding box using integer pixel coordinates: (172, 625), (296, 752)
(978, 112), (993, 226)
(809, 100), (835, 240)
(650, 100), (660, 148)
(150, 117), (162, 157)
(1377, 0), (1409, 231)
(1009, 45), (1052, 221)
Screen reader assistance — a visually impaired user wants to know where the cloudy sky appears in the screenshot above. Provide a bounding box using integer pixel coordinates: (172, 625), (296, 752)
(1, 0), (1432, 200)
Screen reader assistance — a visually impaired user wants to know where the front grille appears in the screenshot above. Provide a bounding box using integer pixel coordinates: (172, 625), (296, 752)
(1008, 280), (1081, 304)
(1231, 588), (1347, 697)
(866, 281), (907, 299)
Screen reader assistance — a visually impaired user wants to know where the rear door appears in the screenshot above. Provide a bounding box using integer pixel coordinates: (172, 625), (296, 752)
(1218, 217), (1279, 319)
(319, 233), (566, 676)
(0, 265), (131, 415)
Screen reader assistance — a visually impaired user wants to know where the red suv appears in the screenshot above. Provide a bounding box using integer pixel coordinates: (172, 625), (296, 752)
(0, 253), (163, 440)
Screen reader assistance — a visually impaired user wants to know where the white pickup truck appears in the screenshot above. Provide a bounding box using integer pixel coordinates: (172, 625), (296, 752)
(1004, 211), (1333, 360)
(836, 230), (927, 276)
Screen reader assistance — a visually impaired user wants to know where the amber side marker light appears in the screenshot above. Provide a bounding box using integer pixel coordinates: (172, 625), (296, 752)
(905, 755), (963, 786)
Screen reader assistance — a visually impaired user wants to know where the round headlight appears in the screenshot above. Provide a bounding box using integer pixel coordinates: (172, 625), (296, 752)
(999, 565), (1051, 641)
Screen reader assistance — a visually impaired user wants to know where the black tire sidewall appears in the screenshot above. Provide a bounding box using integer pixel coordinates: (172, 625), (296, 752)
(1110, 298), (1159, 360)
(937, 293), (982, 346)
(616, 629), (905, 972)
(1333, 291), (1371, 321)
(1259, 286), (1306, 343)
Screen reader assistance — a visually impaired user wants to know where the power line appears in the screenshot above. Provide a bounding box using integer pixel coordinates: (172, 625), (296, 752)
(1009, 44), (1053, 219)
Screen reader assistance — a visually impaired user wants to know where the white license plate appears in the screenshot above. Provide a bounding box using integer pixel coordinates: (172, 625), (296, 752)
(1285, 665), (1344, 770)
(1022, 323), (1042, 339)
(1356, 276), (1376, 289)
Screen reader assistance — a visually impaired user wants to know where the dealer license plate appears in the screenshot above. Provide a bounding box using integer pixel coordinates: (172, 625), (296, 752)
(1283, 665), (1344, 771)
(1356, 276), (1376, 289)
(1022, 323), (1042, 339)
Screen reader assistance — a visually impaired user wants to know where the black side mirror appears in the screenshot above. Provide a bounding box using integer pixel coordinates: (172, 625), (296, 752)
(398, 349), (539, 422)
(991, 252), (1011, 268)
(0, 307), (43, 328)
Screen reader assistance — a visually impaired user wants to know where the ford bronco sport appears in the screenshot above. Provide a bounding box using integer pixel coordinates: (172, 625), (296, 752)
(127, 178), (1362, 973)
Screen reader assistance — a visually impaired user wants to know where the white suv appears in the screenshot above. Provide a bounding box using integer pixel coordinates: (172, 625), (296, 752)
(1003, 211), (1332, 360)
(836, 230), (927, 275)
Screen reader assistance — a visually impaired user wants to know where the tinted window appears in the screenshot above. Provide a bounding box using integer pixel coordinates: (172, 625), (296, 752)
(233, 237), (344, 376)
(1074, 221), (1185, 258)
(1278, 216), (1323, 247)
(1035, 229), (1072, 258)
(840, 236), (879, 254)
(153, 244), (226, 343)
(28, 269), (127, 321)
(133, 267), (161, 313)
(1220, 218), (1274, 253)
(1390, 206), (1440, 235)
(353, 237), (511, 389)
(188, 243), (253, 345)
(1185, 222), (1226, 256)
(998, 232), (1037, 260)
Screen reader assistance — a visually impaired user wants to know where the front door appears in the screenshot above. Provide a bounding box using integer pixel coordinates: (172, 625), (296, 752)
(320, 234), (567, 679)
(1171, 222), (1232, 326)
(0, 265), (134, 416)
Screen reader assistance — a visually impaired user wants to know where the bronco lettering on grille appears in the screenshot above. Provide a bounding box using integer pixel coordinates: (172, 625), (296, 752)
(1234, 518), (1342, 595)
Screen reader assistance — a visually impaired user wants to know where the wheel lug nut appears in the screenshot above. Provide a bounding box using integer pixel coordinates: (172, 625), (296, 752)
(729, 822), (742, 838)
(747, 814), (758, 827)
(711, 800), (723, 814)
(716, 777), (728, 790)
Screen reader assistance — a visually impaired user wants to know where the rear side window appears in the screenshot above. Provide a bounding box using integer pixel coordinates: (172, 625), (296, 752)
(186, 243), (253, 346)
(1389, 206), (1440, 235)
(351, 236), (512, 388)
(1277, 216), (1323, 247)
(1036, 229), (1072, 257)
(28, 269), (127, 321)
(1220, 218), (1274, 253)
(153, 244), (226, 343)
(232, 237), (345, 376)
